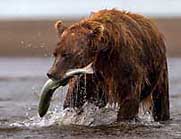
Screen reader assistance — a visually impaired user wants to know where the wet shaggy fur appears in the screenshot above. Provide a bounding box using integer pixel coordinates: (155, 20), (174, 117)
(52, 9), (169, 121)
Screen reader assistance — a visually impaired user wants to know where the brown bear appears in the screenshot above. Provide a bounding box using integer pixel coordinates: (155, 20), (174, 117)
(39, 9), (169, 121)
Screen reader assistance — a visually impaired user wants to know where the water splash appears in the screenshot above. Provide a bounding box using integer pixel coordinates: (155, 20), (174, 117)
(9, 102), (120, 128)
(58, 102), (119, 126)
(9, 79), (158, 128)
(9, 99), (162, 129)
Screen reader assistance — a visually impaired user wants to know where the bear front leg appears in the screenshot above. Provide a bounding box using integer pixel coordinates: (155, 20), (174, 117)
(117, 93), (139, 121)
(63, 75), (87, 109)
(63, 74), (106, 109)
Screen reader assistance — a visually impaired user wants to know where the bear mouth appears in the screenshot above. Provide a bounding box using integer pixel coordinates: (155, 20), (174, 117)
(38, 63), (94, 117)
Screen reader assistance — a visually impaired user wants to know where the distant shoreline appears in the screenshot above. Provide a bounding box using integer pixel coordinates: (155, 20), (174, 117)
(0, 18), (181, 57)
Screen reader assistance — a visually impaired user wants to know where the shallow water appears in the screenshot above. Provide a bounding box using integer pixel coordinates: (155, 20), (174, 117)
(0, 57), (181, 139)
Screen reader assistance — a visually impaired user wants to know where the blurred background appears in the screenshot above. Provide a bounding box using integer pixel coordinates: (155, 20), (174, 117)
(0, 0), (180, 57)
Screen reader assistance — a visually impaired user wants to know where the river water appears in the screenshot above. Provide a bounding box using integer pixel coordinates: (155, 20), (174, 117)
(0, 57), (181, 139)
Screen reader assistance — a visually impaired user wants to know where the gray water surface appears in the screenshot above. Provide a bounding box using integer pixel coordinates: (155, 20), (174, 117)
(0, 57), (181, 139)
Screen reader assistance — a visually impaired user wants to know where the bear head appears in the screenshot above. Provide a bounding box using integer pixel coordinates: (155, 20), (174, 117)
(47, 20), (106, 81)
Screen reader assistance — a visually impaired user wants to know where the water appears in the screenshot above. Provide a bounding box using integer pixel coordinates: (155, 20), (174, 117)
(0, 57), (181, 139)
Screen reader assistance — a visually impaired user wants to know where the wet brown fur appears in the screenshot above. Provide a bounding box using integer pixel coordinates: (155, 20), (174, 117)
(50, 9), (169, 121)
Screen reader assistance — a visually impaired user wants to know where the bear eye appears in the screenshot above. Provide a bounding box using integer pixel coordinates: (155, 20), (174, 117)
(61, 53), (71, 58)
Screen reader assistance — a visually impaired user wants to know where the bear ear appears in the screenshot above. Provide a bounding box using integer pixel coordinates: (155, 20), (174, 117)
(89, 24), (104, 39)
(54, 20), (67, 35)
